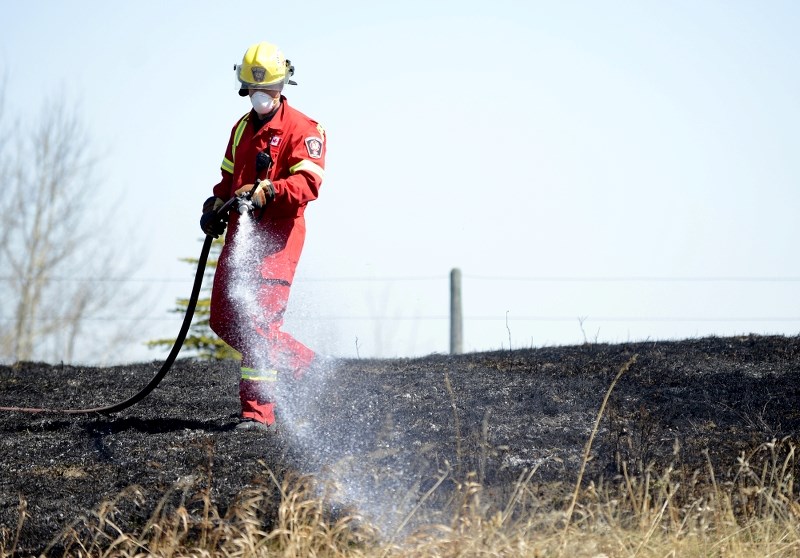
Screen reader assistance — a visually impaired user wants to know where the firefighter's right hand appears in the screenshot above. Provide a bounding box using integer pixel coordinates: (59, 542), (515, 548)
(235, 180), (275, 208)
(200, 196), (227, 238)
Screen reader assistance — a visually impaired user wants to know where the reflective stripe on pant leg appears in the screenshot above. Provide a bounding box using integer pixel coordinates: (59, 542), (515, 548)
(239, 368), (278, 424)
(240, 367), (279, 383)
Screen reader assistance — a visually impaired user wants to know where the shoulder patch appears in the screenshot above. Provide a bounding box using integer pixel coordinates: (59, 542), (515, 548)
(305, 136), (323, 159)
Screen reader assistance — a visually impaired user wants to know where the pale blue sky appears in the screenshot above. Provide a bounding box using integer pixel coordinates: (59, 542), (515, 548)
(2, 1), (799, 363)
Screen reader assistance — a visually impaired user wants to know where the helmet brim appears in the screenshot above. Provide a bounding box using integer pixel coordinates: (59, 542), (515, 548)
(238, 80), (297, 96)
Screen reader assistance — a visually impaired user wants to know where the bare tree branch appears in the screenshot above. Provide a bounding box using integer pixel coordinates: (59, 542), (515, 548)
(0, 95), (148, 363)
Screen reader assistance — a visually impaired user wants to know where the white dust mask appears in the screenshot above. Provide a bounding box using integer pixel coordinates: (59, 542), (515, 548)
(250, 91), (278, 115)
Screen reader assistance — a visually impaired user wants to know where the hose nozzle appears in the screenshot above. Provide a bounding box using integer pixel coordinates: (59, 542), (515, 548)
(235, 180), (263, 215)
(236, 196), (255, 215)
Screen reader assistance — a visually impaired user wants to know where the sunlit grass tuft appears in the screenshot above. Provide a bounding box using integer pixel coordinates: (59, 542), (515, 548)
(2, 438), (798, 557)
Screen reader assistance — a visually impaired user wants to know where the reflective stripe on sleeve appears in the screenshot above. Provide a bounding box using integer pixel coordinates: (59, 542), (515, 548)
(240, 367), (278, 382)
(289, 159), (325, 180)
(231, 115), (250, 162)
(221, 114), (250, 174)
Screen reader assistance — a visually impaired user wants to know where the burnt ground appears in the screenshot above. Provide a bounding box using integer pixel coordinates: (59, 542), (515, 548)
(1, 334), (799, 554)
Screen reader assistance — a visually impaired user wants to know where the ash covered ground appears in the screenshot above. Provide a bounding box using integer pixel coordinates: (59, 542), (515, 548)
(1, 334), (799, 554)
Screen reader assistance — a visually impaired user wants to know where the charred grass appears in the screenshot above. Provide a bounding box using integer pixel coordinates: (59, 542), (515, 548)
(1, 335), (799, 556)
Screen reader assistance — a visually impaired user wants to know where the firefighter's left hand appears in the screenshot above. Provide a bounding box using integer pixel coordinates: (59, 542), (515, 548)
(200, 196), (227, 237)
(235, 180), (275, 208)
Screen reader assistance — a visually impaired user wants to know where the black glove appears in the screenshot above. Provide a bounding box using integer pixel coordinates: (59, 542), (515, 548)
(200, 196), (227, 237)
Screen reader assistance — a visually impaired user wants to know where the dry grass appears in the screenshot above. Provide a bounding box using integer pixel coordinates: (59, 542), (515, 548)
(1, 439), (797, 557)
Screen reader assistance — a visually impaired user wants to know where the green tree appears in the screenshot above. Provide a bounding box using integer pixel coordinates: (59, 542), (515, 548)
(147, 236), (240, 360)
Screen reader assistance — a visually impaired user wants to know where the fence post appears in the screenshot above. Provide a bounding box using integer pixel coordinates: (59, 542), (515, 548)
(450, 268), (463, 354)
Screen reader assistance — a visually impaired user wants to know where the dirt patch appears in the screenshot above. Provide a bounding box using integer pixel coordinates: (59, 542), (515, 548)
(1, 334), (799, 554)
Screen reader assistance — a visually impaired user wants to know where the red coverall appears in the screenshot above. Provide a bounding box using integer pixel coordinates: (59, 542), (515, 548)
(209, 96), (326, 425)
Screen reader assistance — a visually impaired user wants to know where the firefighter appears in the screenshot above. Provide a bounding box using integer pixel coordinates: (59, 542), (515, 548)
(200, 41), (327, 432)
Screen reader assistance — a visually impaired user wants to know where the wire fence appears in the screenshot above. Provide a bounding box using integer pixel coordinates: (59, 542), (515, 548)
(1, 273), (800, 324)
(4, 274), (800, 283)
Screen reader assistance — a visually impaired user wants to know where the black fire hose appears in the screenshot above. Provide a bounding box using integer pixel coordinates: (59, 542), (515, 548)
(0, 160), (268, 416)
(0, 233), (215, 415)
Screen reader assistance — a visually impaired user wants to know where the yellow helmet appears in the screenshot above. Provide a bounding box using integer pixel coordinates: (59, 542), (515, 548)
(235, 42), (296, 96)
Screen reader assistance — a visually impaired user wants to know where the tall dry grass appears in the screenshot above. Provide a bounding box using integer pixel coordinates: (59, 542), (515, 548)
(2, 354), (798, 557)
(2, 440), (797, 557)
